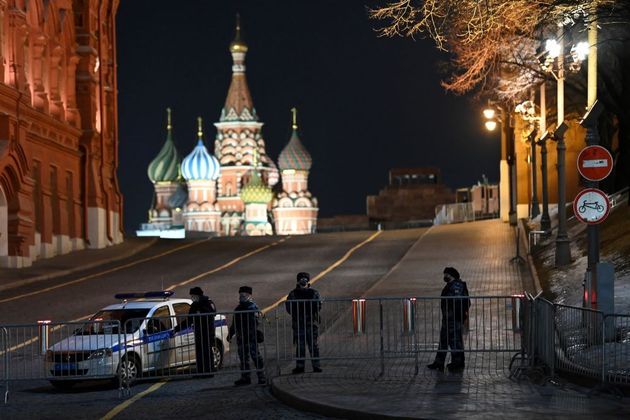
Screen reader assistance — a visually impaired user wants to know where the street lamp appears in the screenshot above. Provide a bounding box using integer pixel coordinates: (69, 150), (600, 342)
(483, 103), (517, 226)
(515, 99), (541, 219)
(538, 29), (589, 266)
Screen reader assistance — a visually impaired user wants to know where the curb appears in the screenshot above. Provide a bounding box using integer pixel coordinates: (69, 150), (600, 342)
(0, 238), (158, 293)
(270, 378), (420, 420)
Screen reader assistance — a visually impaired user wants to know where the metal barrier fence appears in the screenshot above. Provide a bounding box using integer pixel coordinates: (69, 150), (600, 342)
(0, 320), (123, 396)
(521, 296), (630, 390)
(604, 314), (630, 386)
(434, 203), (475, 225)
(118, 310), (265, 393)
(2, 295), (630, 403)
(270, 296), (524, 376)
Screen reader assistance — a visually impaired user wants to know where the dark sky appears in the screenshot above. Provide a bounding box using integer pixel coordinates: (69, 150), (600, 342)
(116, 0), (499, 233)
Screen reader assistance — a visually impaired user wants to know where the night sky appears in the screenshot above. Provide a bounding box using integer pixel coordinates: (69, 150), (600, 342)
(116, 0), (499, 233)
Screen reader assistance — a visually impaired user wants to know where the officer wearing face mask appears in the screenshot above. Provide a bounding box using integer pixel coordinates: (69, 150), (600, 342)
(228, 286), (266, 386)
(285, 272), (322, 374)
(187, 287), (217, 375)
(427, 267), (470, 371)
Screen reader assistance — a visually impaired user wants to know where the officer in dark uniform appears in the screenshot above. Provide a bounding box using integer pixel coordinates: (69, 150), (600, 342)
(427, 267), (470, 371)
(285, 272), (322, 373)
(228, 286), (266, 386)
(187, 287), (217, 375)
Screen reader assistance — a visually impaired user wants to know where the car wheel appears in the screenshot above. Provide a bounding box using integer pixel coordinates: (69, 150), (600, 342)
(211, 340), (223, 369)
(118, 354), (140, 386)
(50, 380), (76, 390)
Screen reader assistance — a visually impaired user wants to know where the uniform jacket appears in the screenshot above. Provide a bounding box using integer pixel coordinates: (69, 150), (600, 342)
(228, 300), (261, 342)
(440, 279), (470, 322)
(285, 287), (321, 326)
(181, 296), (216, 337)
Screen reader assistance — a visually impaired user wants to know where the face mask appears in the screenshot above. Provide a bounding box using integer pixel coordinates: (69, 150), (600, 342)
(191, 295), (200, 302)
(239, 294), (251, 303)
(443, 276), (451, 283)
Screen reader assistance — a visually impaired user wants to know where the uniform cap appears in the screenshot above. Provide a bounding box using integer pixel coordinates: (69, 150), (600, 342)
(239, 286), (253, 294)
(189, 287), (204, 296)
(443, 267), (460, 279)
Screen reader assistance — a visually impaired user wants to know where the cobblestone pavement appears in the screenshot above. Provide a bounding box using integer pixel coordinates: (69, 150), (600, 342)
(271, 220), (630, 419)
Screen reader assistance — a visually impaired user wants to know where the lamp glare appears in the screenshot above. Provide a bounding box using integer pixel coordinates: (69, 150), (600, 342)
(485, 120), (497, 131)
(575, 41), (589, 61)
(483, 108), (496, 120)
(545, 39), (560, 58)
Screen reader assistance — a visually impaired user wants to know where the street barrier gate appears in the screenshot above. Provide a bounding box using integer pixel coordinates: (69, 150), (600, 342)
(2, 295), (630, 403)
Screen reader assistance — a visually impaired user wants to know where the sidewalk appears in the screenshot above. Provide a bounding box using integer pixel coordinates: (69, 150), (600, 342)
(271, 220), (629, 419)
(0, 237), (157, 293)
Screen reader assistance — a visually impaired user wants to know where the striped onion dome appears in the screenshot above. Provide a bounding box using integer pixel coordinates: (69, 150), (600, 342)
(148, 108), (181, 183)
(278, 108), (312, 171)
(181, 117), (221, 181)
(241, 168), (273, 204)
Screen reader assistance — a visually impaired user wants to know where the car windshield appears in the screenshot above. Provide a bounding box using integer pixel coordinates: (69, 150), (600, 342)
(77, 308), (151, 335)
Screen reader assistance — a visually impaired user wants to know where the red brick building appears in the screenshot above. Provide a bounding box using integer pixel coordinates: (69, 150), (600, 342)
(0, 0), (122, 268)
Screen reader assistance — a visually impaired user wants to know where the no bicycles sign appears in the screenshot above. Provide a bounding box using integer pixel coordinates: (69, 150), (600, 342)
(573, 188), (610, 225)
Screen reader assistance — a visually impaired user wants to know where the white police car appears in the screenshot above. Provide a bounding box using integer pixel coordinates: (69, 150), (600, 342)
(45, 291), (229, 388)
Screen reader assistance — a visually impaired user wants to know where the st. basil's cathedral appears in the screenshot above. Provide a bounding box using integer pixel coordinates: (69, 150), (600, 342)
(139, 19), (318, 237)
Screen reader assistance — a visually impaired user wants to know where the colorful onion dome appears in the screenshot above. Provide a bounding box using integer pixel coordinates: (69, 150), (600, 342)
(241, 153), (273, 204)
(278, 108), (312, 171)
(181, 117), (221, 181)
(148, 108), (181, 183)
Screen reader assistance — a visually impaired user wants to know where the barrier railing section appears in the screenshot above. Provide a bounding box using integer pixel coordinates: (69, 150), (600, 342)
(554, 303), (604, 379)
(0, 320), (122, 388)
(603, 314), (630, 385)
(1, 327), (8, 403)
(119, 311), (264, 390)
(434, 203), (475, 225)
(271, 296), (524, 374)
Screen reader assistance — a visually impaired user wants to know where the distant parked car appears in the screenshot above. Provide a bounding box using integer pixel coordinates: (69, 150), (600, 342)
(45, 291), (229, 389)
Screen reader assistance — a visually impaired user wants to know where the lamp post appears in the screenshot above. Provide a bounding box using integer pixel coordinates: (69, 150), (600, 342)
(539, 29), (588, 266)
(483, 104), (517, 227)
(538, 131), (552, 232)
(528, 129), (540, 219)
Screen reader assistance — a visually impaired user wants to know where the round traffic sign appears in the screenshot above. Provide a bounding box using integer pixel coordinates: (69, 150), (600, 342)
(573, 188), (611, 224)
(577, 145), (613, 181)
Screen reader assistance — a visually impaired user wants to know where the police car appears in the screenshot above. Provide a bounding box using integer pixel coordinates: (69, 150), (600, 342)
(45, 291), (229, 388)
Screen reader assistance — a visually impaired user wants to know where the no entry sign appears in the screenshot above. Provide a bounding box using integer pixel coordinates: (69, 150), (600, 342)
(577, 145), (613, 181)
(573, 188), (611, 224)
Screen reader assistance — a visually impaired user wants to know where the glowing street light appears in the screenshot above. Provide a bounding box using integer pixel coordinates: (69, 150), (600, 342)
(483, 108), (496, 120)
(482, 103), (517, 226)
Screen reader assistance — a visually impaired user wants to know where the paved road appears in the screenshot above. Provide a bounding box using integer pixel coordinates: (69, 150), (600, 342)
(0, 229), (425, 419)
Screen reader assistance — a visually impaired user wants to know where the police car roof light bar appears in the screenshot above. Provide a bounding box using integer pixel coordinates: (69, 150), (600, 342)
(114, 291), (174, 300)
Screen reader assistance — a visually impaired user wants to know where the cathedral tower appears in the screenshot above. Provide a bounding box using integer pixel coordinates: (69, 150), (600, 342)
(181, 117), (221, 233)
(214, 15), (278, 235)
(147, 108), (181, 228)
(273, 108), (318, 234)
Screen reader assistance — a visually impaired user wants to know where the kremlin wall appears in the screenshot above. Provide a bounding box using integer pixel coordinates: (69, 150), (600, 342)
(138, 20), (318, 238)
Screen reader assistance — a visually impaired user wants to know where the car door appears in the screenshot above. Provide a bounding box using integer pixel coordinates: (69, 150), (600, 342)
(144, 305), (172, 371)
(172, 302), (193, 367)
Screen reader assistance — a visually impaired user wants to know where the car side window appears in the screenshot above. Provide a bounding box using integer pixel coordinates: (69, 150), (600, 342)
(173, 303), (191, 329)
(147, 306), (172, 334)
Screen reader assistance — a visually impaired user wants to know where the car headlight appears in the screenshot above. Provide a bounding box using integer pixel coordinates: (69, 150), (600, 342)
(87, 348), (113, 360)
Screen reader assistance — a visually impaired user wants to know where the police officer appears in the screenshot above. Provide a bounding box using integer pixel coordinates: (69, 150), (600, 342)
(228, 286), (266, 386)
(285, 272), (322, 374)
(427, 267), (470, 371)
(188, 287), (217, 375)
